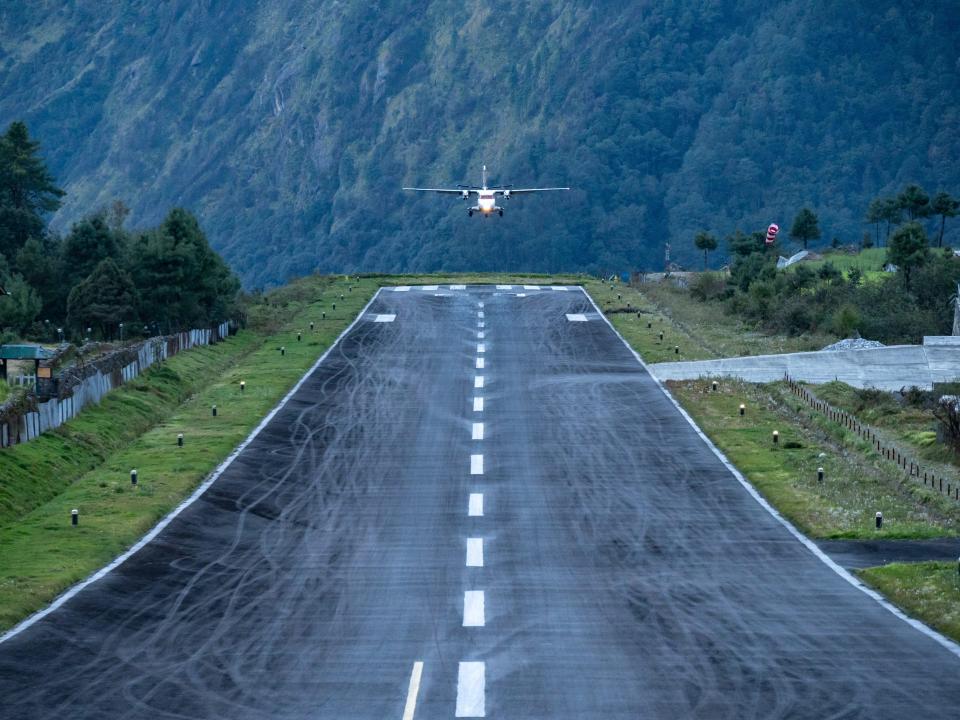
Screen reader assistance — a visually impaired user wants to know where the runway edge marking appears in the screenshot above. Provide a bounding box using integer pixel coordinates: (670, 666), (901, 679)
(580, 286), (960, 659)
(0, 288), (386, 645)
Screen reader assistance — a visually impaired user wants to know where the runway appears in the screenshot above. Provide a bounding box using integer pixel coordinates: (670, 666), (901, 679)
(1, 285), (958, 718)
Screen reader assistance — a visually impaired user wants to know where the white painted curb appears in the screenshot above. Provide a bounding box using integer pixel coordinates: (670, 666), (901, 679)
(581, 286), (960, 658)
(0, 289), (384, 644)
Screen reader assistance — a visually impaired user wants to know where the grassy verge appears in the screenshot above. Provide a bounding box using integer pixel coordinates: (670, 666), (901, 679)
(857, 562), (960, 641)
(668, 379), (960, 539)
(0, 275), (377, 631)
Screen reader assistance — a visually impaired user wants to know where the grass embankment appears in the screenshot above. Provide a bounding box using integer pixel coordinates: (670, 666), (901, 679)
(0, 275), (377, 631)
(858, 563), (960, 642)
(793, 247), (887, 278)
(585, 278), (835, 362)
(668, 379), (960, 539)
(815, 382), (960, 481)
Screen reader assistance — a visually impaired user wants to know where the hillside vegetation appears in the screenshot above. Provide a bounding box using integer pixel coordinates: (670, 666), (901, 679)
(1, 2), (958, 286)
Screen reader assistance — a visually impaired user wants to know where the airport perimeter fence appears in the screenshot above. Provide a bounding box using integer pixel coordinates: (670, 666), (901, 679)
(0, 322), (232, 449)
(785, 376), (960, 502)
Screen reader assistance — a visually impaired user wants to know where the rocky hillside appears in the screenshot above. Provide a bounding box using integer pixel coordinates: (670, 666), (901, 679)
(1, 1), (958, 286)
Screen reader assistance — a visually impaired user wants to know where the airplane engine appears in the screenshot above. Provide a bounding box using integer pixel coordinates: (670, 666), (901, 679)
(503, 190), (511, 199)
(461, 190), (469, 200)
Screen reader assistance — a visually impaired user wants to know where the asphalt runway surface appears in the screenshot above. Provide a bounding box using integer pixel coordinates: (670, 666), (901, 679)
(1, 285), (959, 719)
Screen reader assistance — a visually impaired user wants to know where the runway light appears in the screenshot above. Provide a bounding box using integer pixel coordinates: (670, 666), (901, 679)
(212, 404), (217, 417)
(71, 509), (79, 526)
(712, 381), (718, 391)
(240, 380), (246, 392)
(817, 467), (824, 482)
(739, 403), (746, 416)
(772, 430), (779, 445)
(310, 321), (315, 331)
(131, 469), (138, 486)
(178, 433), (184, 447)
(875, 511), (883, 530)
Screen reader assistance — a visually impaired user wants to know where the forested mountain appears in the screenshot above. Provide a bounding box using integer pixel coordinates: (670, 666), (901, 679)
(1, 1), (958, 287)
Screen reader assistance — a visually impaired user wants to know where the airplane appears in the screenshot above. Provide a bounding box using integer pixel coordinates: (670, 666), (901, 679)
(403, 165), (569, 217)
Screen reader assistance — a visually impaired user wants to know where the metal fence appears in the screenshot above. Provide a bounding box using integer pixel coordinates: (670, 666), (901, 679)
(0, 321), (230, 448)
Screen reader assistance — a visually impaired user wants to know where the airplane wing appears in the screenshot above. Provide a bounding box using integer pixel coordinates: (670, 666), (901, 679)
(496, 187), (570, 194)
(403, 187), (475, 194)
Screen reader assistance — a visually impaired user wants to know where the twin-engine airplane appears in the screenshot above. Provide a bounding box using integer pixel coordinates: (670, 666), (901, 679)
(403, 165), (569, 216)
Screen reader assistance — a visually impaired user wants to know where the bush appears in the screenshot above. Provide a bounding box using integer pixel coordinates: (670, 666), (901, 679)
(689, 272), (728, 302)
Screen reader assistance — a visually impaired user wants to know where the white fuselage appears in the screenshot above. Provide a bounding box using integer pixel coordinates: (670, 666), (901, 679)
(477, 191), (496, 214)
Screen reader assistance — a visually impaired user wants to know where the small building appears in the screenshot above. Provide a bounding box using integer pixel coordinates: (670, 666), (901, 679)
(0, 344), (55, 394)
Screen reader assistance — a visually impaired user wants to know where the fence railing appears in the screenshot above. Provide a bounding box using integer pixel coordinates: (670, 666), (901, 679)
(0, 321), (231, 449)
(786, 376), (960, 502)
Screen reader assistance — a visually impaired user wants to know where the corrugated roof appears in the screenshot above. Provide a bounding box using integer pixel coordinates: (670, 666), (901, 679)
(0, 344), (54, 360)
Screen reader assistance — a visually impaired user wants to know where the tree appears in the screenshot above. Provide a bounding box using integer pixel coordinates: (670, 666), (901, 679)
(865, 198), (884, 247)
(727, 229), (762, 257)
(66, 258), (138, 339)
(0, 273), (42, 336)
(931, 191), (959, 248)
(61, 214), (121, 281)
(879, 196), (903, 242)
(131, 208), (239, 332)
(887, 222), (929, 288)
(693, 231), (718, 269)
(0, 121), (64, 258)
(789, 208), (821, 250)
(897, 184), (932, 221)
(15, 236), (67, 320)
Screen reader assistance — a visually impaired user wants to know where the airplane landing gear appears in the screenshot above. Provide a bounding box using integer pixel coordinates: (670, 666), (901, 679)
(468, 209), (473, 217)
(498, 209), (503, 217)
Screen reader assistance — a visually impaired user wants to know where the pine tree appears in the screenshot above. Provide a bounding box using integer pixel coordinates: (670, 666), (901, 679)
(887, 222), (929, 288)
(789, 208), (821, 250)
(61, 214), (121, 280)
(66, 258), (138, 339)
(0, 121), (64, 258)
(931, 191), (959, 248)
(897, 184), (932, 221)
(693, 231), (718, 269)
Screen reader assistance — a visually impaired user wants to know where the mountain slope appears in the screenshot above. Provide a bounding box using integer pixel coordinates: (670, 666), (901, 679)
(1, 1), (958, 286)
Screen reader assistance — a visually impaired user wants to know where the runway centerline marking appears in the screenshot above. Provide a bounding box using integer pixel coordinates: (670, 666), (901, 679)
(469, 493), (484, 516)
(466, 538), (484, 567)
(477, 331), (485, 339)
(472, 422), (484, 440)
(478, 311), (484, 319)
(474, 376), (484, 389)
(478, 302), (484, 308)
(470, 454), (484, 475)
(473, 397), (484, 412)
(456, 662), (485, 717)
(463, 591), (485, 626)
(477, 321), (485, 328)
(477, 343), (485, 353)
(476, 358), (485, 369)
(402, 661), (424, 720)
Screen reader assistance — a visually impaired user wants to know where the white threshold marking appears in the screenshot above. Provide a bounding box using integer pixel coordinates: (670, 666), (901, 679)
(552, 285), (569, 291)
(478, 302), (484, 308)
(477, 343), (485, 353)
(402, 661), (424, 720)
(472, 422), (484, 440)
(456, 662), (486, 717)
(566, 313), (587, 322)
(421, 285), (439, 291)
(496, 284), (512, 289)
(463, 591), (485, 626)
(466, 538), (484, 567)
(372, 314), (396, 323)
(473, 397), (484, 412)
(450, 284), (466, 290)
(477, 331), (485, 339)
(471, 454), (484, 475)
(516, 293), (527, 297)
(476, 358), (485, 369)
(581, 287), (960, 658)
(469, 493), (484, 516)
(394, 286), (411, 292)
(523, 285), (539, 290)
(0, 290), (386, 646)
(478, 311), (484, 319)
(474, 376), (484, 389)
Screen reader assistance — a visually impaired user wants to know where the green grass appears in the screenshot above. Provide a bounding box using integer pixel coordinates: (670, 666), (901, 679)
(0, 274), (378, 630)
(793, 247), (887, 273)
(858, 562), (960, 642)
(669, 379), (960, 539)
(0, 380), (8, 403)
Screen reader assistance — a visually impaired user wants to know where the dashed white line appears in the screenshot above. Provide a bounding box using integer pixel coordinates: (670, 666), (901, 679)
(516, 293), (527, 297)
(476, 358), (485, 369)
(472, 422), (484, 440)
(552, 285), (569, 291)
(496, 284), (512, 290)
(456, 662), (486, 717)
(463, 591), (485, 627)
(477, 343), (485, 353)
(393, 286), (411, 292)
(474, 376), (484, 389)
(421, 285), (439, 291)
(477, 331), (485, 339)
(466, 538), (484, 567)
(523, 285), (540, 290)
(566, 313), (588, 322)
(473, 397), (484, 412)
(450, 284), (466, 290)
(478, 311), (485, 319)
(477, 321), (485, 329)
(402, 661), (424, 720)
(478, 302), (484, 308)
(470, 454), (484, 475)
(469, 493), (484, 516)
(372, 314), (396, 323)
